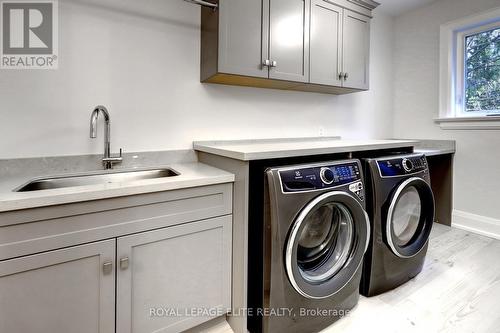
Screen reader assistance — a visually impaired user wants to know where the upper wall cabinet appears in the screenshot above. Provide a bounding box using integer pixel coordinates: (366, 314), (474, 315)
(309, 0), (343, 86)
(214, 0), (266, 78)
(200, 0), (379, 95)
(266, 0), (310, 82)
(309, 1), (370, 89)
(342, 9), (370, 89)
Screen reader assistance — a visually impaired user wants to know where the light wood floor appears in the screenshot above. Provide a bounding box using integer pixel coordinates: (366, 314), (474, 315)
(323, 223), (500, 333)
(198, 224), (500, 333)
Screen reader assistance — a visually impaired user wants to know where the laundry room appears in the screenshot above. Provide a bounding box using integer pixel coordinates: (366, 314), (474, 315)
(0, 0), (498, 332)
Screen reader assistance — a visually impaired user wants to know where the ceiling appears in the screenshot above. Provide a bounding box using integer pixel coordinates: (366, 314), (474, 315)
(376, 0), (439, 16)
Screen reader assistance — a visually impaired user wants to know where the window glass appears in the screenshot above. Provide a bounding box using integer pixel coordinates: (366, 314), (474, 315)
(465, 27), (500, 113)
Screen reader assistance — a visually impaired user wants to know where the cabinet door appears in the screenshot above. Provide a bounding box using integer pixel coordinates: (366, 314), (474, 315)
(0, 240), (115, 333)
(116, 216), (232, 333)
(342, 9), (370, 89)
(267, 0), (310, 82)
(309, 0), (343, 86)
(218, 0), (267, 78)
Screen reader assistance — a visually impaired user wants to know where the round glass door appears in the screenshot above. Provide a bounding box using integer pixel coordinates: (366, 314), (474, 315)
(285, 192), (369, 299)
(297, 202), (354, 283)
(392, 186), (421, 246)
(386, 177), (435, 258)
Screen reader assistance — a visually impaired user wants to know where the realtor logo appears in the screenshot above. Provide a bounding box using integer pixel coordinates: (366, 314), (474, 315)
(1, 0), (58, 69)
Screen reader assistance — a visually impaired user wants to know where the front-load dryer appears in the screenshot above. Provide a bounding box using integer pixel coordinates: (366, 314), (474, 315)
(248, 160), (370, 333)
(361, 153), (435, 297)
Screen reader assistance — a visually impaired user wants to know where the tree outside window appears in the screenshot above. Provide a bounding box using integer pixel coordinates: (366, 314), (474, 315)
(465, 27), (500, 113)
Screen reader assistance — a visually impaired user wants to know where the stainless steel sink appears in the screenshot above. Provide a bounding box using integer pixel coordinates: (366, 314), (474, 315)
(15, 168), (179, 192)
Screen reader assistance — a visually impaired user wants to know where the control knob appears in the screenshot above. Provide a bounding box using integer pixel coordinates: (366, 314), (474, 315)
(320, 167), (335, 184)
(402, 158), (414, 172)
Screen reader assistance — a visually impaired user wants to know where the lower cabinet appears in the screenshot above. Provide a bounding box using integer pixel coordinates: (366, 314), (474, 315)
(0, 215), (232, 333)
(116, 216), (232, 333)
(0, 239), (116, 333)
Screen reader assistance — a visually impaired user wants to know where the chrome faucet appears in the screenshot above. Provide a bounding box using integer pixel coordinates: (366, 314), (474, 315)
(90, 105), (122, 169)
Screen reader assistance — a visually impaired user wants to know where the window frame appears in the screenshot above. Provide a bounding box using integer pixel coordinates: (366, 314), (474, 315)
(460, 23), (500, 116)
(437, 7), (500, 130)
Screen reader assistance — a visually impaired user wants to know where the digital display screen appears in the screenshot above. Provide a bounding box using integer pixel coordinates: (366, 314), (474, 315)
(331, 165), (358, 182)
(377, 160), (403, 177)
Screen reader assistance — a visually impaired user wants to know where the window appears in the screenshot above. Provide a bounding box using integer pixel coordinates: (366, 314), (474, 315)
(438, 7), (500, 129)
(464, 27), (499, 114)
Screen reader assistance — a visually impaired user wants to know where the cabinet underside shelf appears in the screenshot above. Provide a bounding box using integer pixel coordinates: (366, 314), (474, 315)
(203, 73), (363, 95)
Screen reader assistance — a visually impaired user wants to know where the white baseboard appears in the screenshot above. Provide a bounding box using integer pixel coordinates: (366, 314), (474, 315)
(452, 210), (500, 240)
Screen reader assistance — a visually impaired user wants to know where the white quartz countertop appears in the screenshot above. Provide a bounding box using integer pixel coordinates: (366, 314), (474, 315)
(0, 162), (234, 213)
(194, 138), (420, 161)
(0, 138), (455, 212)
(413, 139), (456, 157)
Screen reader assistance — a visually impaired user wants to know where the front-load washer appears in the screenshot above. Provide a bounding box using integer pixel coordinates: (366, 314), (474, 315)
(360, 153), (435, 297)
(248, 159), (370, 333)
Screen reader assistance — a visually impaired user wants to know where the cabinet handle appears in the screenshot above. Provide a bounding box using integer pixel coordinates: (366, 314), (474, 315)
(339, 72), (344, 80)
(344, 72), (349, 80)
(263, 60), (277, 68)
(120, 257), (129, 270)
(102, 261), (113, 275)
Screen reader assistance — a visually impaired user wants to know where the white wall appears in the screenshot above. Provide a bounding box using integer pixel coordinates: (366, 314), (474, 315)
(392, 0), (500, 221)
(0, 0), (394, 159)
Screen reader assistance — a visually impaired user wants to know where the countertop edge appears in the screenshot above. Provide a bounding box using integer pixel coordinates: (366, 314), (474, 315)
(414, 149), (456, 157)
(413, 139), (456, 157)
(0, 173), (235, 213)
(194, 140), (420, 161)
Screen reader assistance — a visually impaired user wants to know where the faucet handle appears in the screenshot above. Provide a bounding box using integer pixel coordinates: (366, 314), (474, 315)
(102, 149), (123, 169)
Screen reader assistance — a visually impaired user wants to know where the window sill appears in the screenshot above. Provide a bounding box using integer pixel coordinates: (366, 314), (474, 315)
(435, 116), (500, 130)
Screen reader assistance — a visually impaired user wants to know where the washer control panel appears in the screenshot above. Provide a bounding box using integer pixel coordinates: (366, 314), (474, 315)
(279, 162), (362, 194)
(349, 181), (364, 201)
(377, 154), (428, 177)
